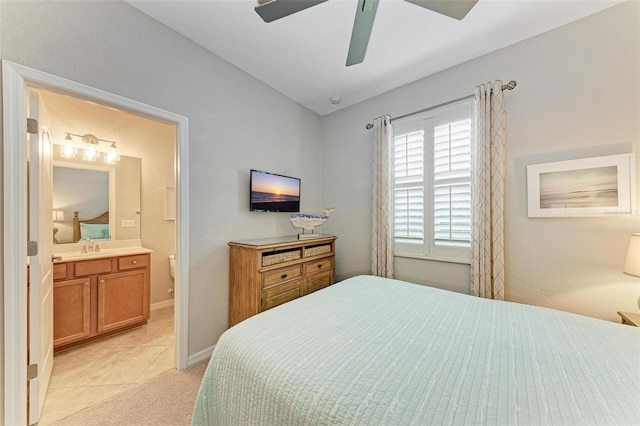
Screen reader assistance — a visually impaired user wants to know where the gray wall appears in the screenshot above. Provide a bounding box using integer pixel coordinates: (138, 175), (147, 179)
(1, 0), (639, 420)
(322, 1), (640, 320)
(0, 1), (324, 414)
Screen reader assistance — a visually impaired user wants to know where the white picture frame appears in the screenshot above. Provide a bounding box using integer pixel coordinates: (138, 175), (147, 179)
(527, 153), (636, 217)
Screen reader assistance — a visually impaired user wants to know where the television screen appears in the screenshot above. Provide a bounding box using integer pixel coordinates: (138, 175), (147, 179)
(250, 170), (300, 212)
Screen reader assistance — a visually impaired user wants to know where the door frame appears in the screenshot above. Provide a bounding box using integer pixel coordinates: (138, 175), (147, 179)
(3, 60), (190, 425)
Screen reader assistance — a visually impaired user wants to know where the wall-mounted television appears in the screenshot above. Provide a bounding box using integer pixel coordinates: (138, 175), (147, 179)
(250, 169), (301, 213)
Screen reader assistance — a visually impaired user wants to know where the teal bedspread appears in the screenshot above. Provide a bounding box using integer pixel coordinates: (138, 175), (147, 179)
(192, 275), (640, 425)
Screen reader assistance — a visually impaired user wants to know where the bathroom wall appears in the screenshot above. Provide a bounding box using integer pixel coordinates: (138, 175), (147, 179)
(123, 118), (176, 305)
(42, 89), (176, 305)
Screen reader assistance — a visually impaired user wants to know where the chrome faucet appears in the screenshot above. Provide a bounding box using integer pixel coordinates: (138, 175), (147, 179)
(80, 238), (94, 253)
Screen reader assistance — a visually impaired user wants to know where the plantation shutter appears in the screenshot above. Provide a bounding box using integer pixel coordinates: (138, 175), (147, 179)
(392, 99), (472, 261)
(393, 131), (424, 243)
(433, 119), (472, 246)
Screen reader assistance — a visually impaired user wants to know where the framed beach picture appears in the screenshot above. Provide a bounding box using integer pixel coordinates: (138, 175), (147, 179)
(527, 153), (636, 217)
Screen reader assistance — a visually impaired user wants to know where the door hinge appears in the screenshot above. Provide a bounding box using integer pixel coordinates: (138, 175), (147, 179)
(27, 118), (38, 135)
(27, 241), (38, 257)
(27, 364), (38, 381)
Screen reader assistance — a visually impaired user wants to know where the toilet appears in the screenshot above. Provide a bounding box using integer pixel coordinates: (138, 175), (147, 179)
(169, 254), (175, 280)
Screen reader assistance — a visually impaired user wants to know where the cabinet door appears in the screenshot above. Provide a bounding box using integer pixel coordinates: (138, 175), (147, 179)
(97, 269), (150, 333)
(53, 278), (91, 347)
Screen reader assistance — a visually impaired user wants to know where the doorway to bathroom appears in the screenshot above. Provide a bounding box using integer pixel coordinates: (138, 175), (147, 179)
(35, 87), (178, 423)
(3, 60), (190, 425)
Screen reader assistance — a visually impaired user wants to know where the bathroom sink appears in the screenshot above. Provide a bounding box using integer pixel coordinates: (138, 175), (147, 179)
(53, 246), (153, 262)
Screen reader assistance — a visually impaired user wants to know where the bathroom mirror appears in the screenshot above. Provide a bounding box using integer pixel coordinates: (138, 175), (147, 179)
(52, 154), (141, 244)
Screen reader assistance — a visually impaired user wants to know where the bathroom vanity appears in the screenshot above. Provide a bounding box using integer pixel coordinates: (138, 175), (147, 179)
(52, 247), (152, 352)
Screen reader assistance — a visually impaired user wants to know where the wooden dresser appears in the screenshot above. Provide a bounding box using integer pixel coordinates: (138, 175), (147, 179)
(229, 235), (336, 327)
(53, 252), (151, 352)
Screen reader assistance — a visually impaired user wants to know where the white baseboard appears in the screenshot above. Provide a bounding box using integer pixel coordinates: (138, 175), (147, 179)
(151, 299), (175, 311)
(188, 344), (216, 367)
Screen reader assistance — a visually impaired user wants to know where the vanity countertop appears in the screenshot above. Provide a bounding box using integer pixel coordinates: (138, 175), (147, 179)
(53, 246), (153, 262)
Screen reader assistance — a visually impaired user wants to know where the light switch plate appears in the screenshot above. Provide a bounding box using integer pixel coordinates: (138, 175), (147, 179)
(121, 219), (136, 228)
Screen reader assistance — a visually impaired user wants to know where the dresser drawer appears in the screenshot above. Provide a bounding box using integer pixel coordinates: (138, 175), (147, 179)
(262, 265), (302, 289)
(262, 280), (302, 310)
(75, 259), (112, 277)
(304, 271), (333, 295)
(118, 254), (149, 271)
(53, 263), (68, 280)
(304, 258), (333, 276)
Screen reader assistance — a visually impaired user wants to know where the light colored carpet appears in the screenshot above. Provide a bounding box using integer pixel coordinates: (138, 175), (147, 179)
(52, 361), (208, 426)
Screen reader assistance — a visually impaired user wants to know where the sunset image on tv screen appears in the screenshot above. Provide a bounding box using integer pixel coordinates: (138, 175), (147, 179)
(251, 171), (300, 212)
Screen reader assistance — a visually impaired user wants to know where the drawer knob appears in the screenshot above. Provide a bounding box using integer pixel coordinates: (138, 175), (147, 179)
(132, 260), (137, 264)
(281, 273), (288, 279)
(84, 282), (89, 286)
(99, 280), (105, 285)
(317, 264), (323, 268)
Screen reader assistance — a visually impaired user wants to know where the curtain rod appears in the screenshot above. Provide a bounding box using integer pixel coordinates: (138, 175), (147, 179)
(365, 80), (517, 130)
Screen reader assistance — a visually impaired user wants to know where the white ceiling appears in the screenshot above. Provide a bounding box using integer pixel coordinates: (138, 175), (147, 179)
(127, 0), (622, 116)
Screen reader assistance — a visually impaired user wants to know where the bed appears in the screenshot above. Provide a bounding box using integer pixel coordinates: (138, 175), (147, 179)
(72, 210), (110, 242)
(192, 275), (640, 425)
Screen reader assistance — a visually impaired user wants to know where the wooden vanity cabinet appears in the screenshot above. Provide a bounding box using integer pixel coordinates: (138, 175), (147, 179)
(53, 278), (91, 346)
(229, 236), (336, 327)
(98, 269), (149, 333)
(53, 253), (150, 351)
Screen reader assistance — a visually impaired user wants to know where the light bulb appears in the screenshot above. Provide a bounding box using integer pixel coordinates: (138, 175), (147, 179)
(83, 144), (98, 161)
(104, 142), (120, 164)
(61, 134), (76, 158)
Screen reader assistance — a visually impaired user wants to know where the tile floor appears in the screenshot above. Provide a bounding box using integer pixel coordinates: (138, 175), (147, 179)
(37, 306), (175, 425)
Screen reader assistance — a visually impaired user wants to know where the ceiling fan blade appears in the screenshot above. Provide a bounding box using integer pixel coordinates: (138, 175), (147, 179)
(255, 0), (328, 23)
(404, 0), (478, 20)
(346, 0), (379, 66)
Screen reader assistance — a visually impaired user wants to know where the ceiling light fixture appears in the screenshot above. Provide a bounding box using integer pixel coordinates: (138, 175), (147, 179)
(59, 132), (121, 164)
(330, 96), (342, 105)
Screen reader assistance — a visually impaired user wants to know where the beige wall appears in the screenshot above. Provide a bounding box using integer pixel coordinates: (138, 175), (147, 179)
(115, 155), (142, 241)
(322, 1), (640, 320)
(122, 116), (176, 305)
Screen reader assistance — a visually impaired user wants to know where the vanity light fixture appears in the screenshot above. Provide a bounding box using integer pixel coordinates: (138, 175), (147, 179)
(59, 132), (121, 164)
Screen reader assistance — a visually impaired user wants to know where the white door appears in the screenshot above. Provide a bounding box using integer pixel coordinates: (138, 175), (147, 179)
(27, 89), (55, 424)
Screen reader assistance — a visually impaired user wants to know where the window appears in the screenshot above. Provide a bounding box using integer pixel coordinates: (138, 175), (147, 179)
(393, 100), (472, 262)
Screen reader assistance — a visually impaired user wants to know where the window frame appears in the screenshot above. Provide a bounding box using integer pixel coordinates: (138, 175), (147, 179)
(392, 100), (473, 264)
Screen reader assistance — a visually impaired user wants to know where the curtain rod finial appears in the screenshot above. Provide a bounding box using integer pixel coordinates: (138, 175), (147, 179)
(504, 80), (517, 90)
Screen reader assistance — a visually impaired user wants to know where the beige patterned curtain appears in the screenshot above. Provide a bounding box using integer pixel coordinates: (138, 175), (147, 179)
(471, 81), (506, 300)
(371, 115), (394, 278)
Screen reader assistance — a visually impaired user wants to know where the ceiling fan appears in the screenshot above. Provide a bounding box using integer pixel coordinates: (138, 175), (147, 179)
(254, 0), (478, 66)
